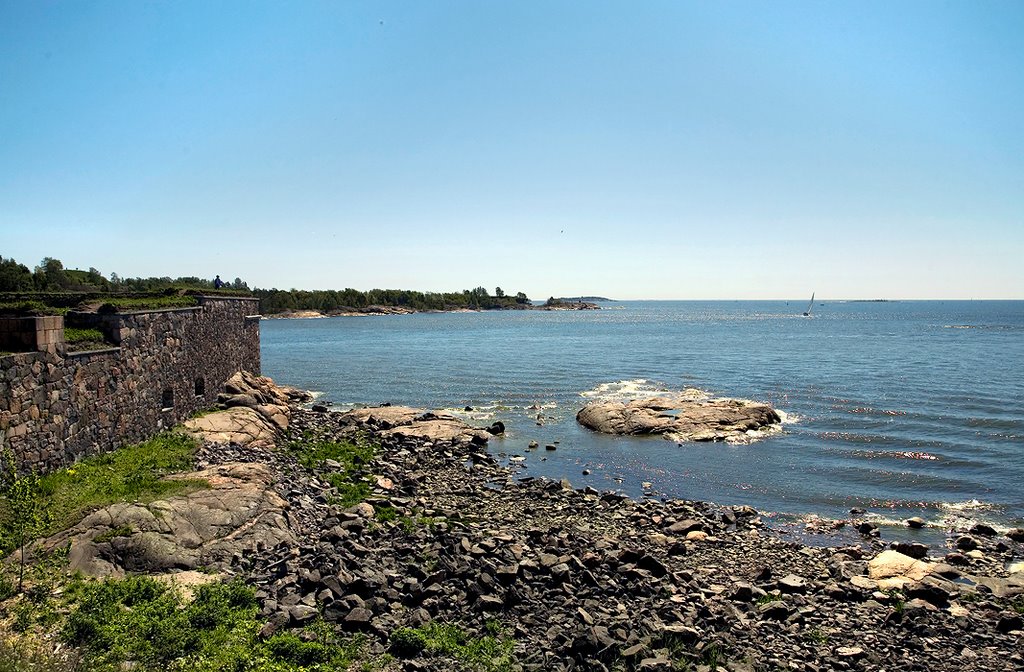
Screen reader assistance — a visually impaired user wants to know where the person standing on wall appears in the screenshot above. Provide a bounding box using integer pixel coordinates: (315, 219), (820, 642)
(214, 275), (223, 289)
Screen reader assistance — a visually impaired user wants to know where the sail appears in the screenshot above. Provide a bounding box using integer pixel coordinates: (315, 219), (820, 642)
(804, 292), (815, 316)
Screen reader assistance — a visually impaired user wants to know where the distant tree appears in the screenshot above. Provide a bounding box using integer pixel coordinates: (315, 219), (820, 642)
(494, 287), (505, 298)
(34, 257), (69, 290)
(515, 292), (530, 305)
(0, 256), (34, 291)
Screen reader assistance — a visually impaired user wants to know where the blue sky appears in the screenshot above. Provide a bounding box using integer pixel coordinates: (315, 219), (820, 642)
(1, 1), (1021, 299)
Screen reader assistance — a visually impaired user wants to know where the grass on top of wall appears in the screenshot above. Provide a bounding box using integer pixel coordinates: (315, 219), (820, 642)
(63, 327), (110, 352)
(28, 432), (204, 537)
(0, 300), (68, 316)
(96, 296), (199, 313)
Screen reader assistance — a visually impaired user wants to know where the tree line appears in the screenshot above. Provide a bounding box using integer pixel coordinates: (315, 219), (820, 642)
(0, 256), (248, 294)
(1, 255), (531, 314)
(252, 286), (531, 314)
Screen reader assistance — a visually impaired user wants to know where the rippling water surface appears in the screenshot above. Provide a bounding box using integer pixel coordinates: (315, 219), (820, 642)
(261, 301), (1024, 535)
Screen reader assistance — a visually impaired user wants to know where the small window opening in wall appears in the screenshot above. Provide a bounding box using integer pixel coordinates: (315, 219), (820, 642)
(161, 388), (174, 411)
(194, 377), (205, 397)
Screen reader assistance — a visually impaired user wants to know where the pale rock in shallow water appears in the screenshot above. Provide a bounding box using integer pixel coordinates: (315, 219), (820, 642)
(576, 390), (782, 443)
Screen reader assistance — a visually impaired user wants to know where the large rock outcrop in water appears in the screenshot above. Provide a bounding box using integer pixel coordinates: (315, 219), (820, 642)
(577, 390), (782, 442)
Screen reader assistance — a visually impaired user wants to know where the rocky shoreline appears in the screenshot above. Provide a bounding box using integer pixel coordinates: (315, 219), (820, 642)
(42, 378), (1024, 670)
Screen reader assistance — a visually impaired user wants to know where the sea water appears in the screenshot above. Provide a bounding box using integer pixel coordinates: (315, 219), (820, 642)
(261, 300), (1024, 537)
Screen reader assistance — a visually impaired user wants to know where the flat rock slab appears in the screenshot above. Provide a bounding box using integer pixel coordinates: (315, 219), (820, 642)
(45, 462), (295, 577)
(576, 391), (782, 443)
(182, 406), (279, 447)
(341, 406), (492, 444)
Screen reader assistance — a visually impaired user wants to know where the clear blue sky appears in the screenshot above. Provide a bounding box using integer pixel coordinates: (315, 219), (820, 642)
(2, 1), (1022, 299)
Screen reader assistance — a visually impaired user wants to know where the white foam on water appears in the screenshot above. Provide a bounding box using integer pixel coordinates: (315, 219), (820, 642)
(775, 409), (801, 424)
(940, 499), (993, 512)
(581, 379), (663, 400)
(861, 512), (912, 527)
(935, 500), (1012, 534)
(580, 379), (707, 403)
(443, 404), (500, 422)
(848, 500), (1012, 534)
(725, 423), (784, 445)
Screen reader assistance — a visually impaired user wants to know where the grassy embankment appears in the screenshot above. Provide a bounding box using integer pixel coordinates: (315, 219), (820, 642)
(0, 428), (517, 671)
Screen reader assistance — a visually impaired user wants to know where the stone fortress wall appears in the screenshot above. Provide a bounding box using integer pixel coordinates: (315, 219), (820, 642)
(0, 297), (260, 473)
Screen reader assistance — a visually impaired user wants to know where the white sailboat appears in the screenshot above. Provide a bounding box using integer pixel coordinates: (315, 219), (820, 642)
(802, 292), (815, 317)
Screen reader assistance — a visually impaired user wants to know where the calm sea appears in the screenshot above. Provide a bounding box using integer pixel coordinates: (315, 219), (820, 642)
(261, 301), (1024, 538)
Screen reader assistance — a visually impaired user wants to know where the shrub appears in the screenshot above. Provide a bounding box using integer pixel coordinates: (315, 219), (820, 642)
(387, 622), (515, 671)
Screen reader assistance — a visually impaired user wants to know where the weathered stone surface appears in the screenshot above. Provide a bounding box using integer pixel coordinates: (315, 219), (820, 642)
(182, 407), (279, 446)
(340, 406), (492, 444)
(576, 390), (782, 442)
(868, 550), (933, 583)
(44, 462), (294, 576)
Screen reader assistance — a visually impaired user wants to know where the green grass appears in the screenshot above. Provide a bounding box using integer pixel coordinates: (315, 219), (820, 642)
(63, 327), (109, 351)
(400, 514), (439, 533)
(93, 524), (133, 543)
(0, 638), (81, 672)
(97, 296), (198, 313)
(59, 575), (383, 671)
(802, 628), (829, 645)
(0, 300), (66, 316)
(287, 432), (376, 508)
(25, 432), (202, 537)
(62, 327), (105, 344)
(756, 593), (784, 605)
(389, 621), (515, 672)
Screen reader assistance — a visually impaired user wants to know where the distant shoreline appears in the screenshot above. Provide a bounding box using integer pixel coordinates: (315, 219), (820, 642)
(264, 302), (602, 319)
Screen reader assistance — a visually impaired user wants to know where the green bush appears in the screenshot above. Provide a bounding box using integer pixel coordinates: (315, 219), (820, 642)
(59, 575), (379, 671)
(62, 576), (254, 669)
(388, 622), (515, 671)
(390, 627), (428, 657)
(265, 632), (333, 666)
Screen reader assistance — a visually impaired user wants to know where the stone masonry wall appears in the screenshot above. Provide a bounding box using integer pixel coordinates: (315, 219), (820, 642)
(0, 297), (260, 473)
(0, 316), (64, 354)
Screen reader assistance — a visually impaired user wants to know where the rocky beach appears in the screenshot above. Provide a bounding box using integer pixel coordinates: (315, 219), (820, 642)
(43, 374), (1024, 671)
